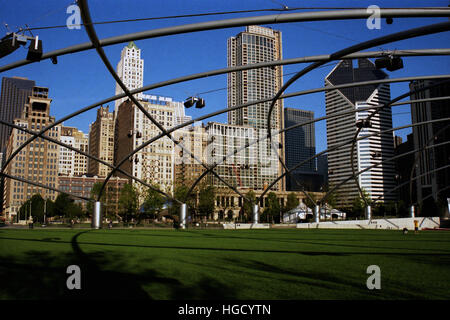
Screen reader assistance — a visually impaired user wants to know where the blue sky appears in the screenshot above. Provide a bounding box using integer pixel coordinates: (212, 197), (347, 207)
(1, 0), (449, 153)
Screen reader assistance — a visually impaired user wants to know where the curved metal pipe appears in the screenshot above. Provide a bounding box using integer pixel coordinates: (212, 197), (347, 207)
(1, 8), (449, 73)
(2, 72), (448, 207)
(182, 87), (450, 202)
(266, 21), (450, 142)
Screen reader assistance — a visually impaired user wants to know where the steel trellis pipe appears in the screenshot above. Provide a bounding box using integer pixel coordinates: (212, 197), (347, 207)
(2, 73), (448, 206)
(266, 21), (450, 142)
(2, 48), (448, 178)
(1, 8), (450, 73)
(78, 0), (248, 203)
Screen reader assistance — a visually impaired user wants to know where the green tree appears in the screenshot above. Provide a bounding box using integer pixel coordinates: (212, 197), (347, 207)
(351, 189), (371, 218)
(284, 193), (299, 213)
(86, 182), (115, 220)
(198, 185), (215, 220)
(142, 184), (166, 221)
(54, 193), (71, 218)
(304, 192), (317, 209)
(118, 183), (139, 223)
(322, 185), (337, 208)
(262, 192), (280, 223)
(18, 194), (47, 223)
(169, 184), (197, 221)
(242, 190), (256, 222)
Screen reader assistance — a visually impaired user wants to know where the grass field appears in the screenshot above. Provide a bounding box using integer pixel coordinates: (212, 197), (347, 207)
(1, 228), (449, 300)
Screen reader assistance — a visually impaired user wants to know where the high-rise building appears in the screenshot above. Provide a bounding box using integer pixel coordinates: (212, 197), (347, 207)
(317, 154), (329, 187)
(284, 108), (322, 191)
(58, 126), (89, 176)
(227, 25), (285, 191)
(0, 77), (35, 154)
(2, 86), (60, 221)
(87, 106), (115, 177)
(205, 121), (266, 190)
(325, 59), (396, 208)
(394, 133), (415, 205)
(115, 41), (144, 113)
(114, 97), (175, 195)
(410, 79), (450, 204)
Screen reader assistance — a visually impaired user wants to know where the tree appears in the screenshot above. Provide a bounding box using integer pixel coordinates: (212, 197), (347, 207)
(86, 182), (115, 220)
(54, 193), (73, 219)
(198, 184), (215, 220)
(142, 184), (165, 221)
(304, 192), (317, 209)
(351, 189), (371, 218)
(242, 190), (256, 222)
(18, 193), (47, 223)
(321, 185), (337, 208)
(284, 193), (299, 213)
(118, 183), (139, 223)
(169, 184), (197, 221)
(262, 192), (280, 223)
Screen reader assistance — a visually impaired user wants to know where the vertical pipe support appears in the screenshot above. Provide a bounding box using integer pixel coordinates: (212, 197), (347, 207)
(92, 201), (102, 229)
(365, 205), (372, 221)
(315, 205), (320, 223)
(410, 205), (415, 218)
(180, 203), (187, 229)
(253, 204), (259, 224)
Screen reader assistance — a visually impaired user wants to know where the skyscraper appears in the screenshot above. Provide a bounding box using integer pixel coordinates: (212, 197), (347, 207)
(115, 41), (144, 113)
(325, 59), (396, 208)
(227, 25), (285, 191)
(0, 77), (35, 154)
(87, 106), (115, 177)
(2, 86), (60, 221)
(284, 108), (322, 191)
(114, 97), (176, 195)
(409, 79), (450, 204)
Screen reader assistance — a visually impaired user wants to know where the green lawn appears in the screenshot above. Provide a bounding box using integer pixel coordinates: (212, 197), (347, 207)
(1, 228), (449, 300)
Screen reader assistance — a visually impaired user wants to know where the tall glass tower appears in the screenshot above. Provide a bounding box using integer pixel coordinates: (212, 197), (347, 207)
(227, 25), (285, 191)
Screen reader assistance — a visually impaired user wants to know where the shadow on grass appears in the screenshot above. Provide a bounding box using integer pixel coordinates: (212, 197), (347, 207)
(0, 230), (238, 300)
